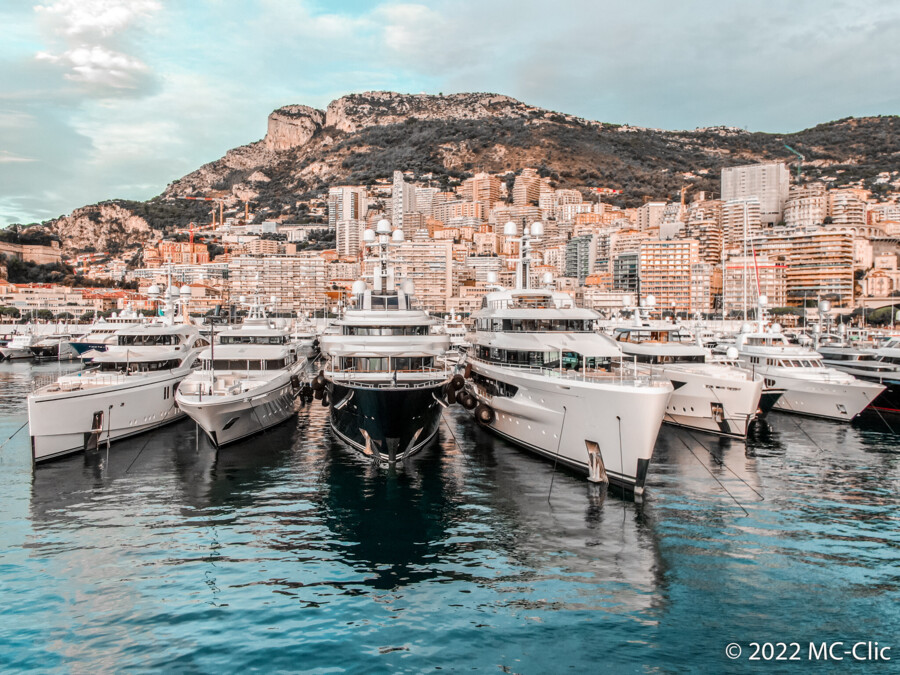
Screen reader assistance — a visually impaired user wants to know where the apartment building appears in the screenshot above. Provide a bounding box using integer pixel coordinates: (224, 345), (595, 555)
(721, 162), (790, 225)
(229, 253), (327, 314)
(783, 184), (827, 229)
(638, 239), (700, 314)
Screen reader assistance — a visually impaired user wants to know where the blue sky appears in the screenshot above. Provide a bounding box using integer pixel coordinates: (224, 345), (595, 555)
(1, 0), (898, 227)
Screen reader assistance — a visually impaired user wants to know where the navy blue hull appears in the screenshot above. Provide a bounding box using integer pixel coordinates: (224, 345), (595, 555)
(328, 383), (444, 462)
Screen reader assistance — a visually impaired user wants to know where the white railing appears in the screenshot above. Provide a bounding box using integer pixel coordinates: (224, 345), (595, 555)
(326, 366), (452, 390)
(464, 355), (662, 387)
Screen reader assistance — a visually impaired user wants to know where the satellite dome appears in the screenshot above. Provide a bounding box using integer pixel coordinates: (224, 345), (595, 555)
(530, 221), (544, 236)
(363, 229), (376, 242)
(503, 221), (517, 236)
(376, 219), (391, 234)
(351, 280), (367, 295)
(391, 229), (405, 242)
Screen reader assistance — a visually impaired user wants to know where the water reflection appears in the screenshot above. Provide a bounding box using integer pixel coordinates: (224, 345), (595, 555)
(8, 358), (899, 672)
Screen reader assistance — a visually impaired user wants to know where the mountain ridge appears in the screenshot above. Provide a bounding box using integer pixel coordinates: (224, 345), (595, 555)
(23, 91), (900, 254)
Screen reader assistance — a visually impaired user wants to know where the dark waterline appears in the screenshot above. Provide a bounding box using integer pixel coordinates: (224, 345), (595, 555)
(0, 360), (898, 673)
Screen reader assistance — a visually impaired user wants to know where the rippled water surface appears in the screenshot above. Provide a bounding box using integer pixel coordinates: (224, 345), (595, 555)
(1, 360), (898, 673)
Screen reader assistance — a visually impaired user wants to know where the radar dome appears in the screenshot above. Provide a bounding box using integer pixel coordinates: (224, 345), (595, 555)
(391, 229), (404, 242)
(503, 221), (517, 236)
(530, 221), (544, 236)
(726, 346), (739, 360)
(351, 280), (366, 295)
(376, 219), (391, 234)
(363, 229), (376, 242)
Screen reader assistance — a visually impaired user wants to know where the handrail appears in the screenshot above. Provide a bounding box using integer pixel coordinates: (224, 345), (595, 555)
(464, 354), (661, 386)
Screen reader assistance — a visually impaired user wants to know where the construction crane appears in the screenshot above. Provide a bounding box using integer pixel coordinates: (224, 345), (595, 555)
(784, 144), (804, 180)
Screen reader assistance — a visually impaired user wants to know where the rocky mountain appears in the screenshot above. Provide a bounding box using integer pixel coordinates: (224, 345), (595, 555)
(33, 91), (900, 254)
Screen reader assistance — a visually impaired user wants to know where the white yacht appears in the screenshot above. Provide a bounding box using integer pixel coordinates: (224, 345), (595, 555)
(30, 333), (79, 360)
(734, 322), (885, 421)
(176, 300), (311, 446)
(28, 284), (206, 462)
(818, 336), (900, 415)
(459, 222), (673, 495)
(612, 324), (764, 438)
(0, 332), (40, 360)
(438, 314), (470, 352)
(317, 219), (453, 463)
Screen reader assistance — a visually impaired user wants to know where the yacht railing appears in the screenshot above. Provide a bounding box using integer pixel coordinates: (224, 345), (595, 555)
(464, 355), (662, 386)
(326, 365), (452, 389)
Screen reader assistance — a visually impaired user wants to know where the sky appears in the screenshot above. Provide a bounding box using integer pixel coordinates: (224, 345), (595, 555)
(1, 0), (899, 227)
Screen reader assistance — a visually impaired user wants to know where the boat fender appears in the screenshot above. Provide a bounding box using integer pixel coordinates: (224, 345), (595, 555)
(314, 387), (324, 400)
(312, 372), (326, 390)
(474, 403), (495, 425)
(450, 374), (465, 391)
(446, 387), (457, 405)
(460, 392), (477, 410)
(321, 392), (329, 407)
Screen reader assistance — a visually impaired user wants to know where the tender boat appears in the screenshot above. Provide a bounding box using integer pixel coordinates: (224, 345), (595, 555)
(459, 222), (673, 495)
(317, 219), (454, 463)
(613, 324), (764, 438)
(176, 299), (311, 446)
(28, 284), (206, 462)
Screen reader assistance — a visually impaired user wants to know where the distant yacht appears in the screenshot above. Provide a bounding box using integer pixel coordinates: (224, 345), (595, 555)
(67, 308), (148, 357)
(176, 296), (311, 446)
(613, 322), (764, 438)
(317, 219), (453, 463)
(459, 222), (673, 495)
(817, 335), (900, 416)
(28, 283), (206, 462)
(734, 319), (884, 421)
(0, 332), (40, 360)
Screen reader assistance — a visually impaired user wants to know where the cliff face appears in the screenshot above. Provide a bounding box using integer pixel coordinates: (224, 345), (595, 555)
(38, 91), (900, 255)
(45, 203), (161, 254)
(264, 105), (326, 151)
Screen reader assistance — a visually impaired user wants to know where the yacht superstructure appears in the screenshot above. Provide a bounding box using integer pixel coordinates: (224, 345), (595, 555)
(459, 222), (673, 495)
(818, 337), (900, 415)
(317, 219), (453, 463)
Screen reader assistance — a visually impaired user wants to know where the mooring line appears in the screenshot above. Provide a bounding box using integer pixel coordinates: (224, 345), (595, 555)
(676, 427), (765, 501)
(673, 433), (749, 516)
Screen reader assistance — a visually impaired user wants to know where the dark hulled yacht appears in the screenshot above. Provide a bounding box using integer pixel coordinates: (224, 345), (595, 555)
(318, 219), (453, 463)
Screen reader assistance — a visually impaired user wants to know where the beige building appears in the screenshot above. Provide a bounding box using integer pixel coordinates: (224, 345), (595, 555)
(229, 254), (327, 315)
(723, 255), (787, 314)
(783, 184), (827, 229)
(638, 239), (700, 314)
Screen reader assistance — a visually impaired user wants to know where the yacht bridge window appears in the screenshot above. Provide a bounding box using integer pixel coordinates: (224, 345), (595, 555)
(474, 345), (611, 371)
(203, 358), (289, 370)
(476, 319), (592, 333)
(342, 325), (429, 336)
(97, 358), (181, 372)
(220, 335), (286, 345)
(118, 334), (178, 346)
(336, 356), (435, 371)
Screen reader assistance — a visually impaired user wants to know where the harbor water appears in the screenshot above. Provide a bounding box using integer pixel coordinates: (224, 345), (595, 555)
(1, 360), (898, 673)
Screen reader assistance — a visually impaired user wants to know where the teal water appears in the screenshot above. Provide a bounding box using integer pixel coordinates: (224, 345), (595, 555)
(0, 360), (898, 673)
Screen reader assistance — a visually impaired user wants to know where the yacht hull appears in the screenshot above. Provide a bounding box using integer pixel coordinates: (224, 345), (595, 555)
(28, 372), (188, 462)
(867, 381), (900, 415)
(770, 376), (885, 420)
(328, 383), (444, 462)
(0, 347), (33, 360)
(177, 379), (298, 447)
(466, 361), (671, 495)
(658, 366), (763, 438)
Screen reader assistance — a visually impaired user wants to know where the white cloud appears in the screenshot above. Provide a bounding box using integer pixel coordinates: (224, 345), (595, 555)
(36, 45), (149, 88)
(34, 0), (161, 38)
(0, 151), (36, 163)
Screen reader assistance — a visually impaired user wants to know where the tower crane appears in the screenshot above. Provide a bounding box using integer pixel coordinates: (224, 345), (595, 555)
(784, 144), (804, 180)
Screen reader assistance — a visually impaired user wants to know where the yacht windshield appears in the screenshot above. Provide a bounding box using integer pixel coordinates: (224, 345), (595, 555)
(118, 334), (177, 346)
